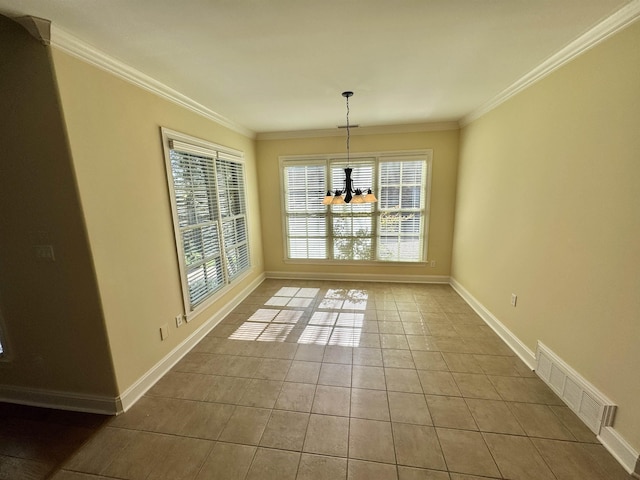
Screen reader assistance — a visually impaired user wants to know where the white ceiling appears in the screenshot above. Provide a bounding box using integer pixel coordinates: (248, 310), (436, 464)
(0, 0), (635, 134)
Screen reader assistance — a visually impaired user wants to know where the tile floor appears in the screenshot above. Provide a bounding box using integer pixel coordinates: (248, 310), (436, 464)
(3, 280), (634, 480)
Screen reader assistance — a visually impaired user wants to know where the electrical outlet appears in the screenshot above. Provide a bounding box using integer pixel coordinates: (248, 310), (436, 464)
(160, 324), (169, 340)
(511, 294), (518, 307)
(175, 314), (183, 328)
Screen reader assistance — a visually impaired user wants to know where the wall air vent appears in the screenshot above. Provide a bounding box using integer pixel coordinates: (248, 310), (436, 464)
(535, 342), (617, 434)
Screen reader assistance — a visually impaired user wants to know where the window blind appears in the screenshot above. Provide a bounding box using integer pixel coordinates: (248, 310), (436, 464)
(282, 152), (430, 263)
(165, 131), (250, 312)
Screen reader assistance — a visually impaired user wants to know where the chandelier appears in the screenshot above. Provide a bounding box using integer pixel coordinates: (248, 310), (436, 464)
(323, 91), (377, 205)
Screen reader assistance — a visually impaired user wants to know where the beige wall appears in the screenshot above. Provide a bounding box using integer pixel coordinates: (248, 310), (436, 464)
(51, 49), (264, 393)
(256, 129), (459, 278)
(0, 16), (117, 396)
(453, 21), (640, 450)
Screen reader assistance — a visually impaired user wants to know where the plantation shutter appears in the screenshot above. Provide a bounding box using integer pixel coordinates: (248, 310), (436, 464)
(166, 135), (250, 312)
(283, 162), (328, 259)
(216, 153), (250, 280)
(377, 158), (426, 262)
(329, 158), (376, 260)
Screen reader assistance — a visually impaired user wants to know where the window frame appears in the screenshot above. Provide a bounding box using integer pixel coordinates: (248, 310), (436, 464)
(280, 150), (432, 265)
(161, 128), (251, 319)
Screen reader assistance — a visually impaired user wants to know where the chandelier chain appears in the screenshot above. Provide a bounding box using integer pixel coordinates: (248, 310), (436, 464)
(345, 94), (351, 167)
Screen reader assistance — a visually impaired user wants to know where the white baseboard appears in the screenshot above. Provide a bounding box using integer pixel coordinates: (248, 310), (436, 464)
(0, 273), (265, 416)
(450, 277), (639, 477)
(449, 277), (536, 369)
(0, 385), (121, 415)
(118, 272), (266, 412)
(598, 426), (640, 476)
(265, 270), (451, 284)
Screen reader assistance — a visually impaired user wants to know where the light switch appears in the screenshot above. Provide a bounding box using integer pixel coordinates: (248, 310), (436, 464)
(34, 245), (55, 262)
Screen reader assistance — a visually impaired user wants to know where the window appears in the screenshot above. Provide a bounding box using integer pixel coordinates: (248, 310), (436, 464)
(282, 151), (431, 263)
(162, 129), (250, 314)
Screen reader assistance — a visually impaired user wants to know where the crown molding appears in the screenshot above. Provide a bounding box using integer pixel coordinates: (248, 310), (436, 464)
(14, 15), (51, 45)
(49, 25), (255, 139)
(460, 0), (640, 126)
(256, 121), (460, 141)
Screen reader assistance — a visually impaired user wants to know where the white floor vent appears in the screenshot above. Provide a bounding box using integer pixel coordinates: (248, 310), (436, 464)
(536, 342), (616, 434)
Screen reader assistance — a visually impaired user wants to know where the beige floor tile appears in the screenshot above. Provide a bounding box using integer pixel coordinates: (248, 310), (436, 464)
(361, 320), (380, 333)
(237, 379), (283, 408)
(319, 363), (352, 387)
(275, 382), (316, 412)
(245, 447), (300, 480)
(465, 398), (524, 435)
(148, 371), (210, 401)
(303, 414), (349, 457)
(411, 351), (448, 371)
(397, 466), (450, 479)
(297, 453), (348, 480)
(425, 323), (458, 337)
(392, 423), (446, 470)
(441, 353), (483, 373)
(418, 371), (461, 396)
(63, 427), (135, 474)
(448, 473), (500, 479)
(353, 347), (383, 366)
(483, 432), (555, 479)
(195, 442), (256, 480)
(349, 418), (396, 464)
(388, 392), (432, 425)
(12, 281), (631, 480)
(351, 332), (378, 348)
(488, 376), (563, 404)
(263, 342), (299, 360)
(179, 400), (236, 440)
(402, 323), (431, 336)
(473, 354), (533, 377)
(451, 373), (500, 400)
(379, 321), (406, 334)
(286, 361), (321, 384)
(406, 335), (438, 351)
(294, 344), (326, 362)
(323, 346), (353, 364)
(549, 405), (598, 443)
(433, 337), (473, 354)
(225, 356), (264, 378)
(508, 402), (575, 440)
(348, 459), (398, 479)
(351, 388), (390, 421)
(255, 358), (293, 381)
(381, 334), (410, 350)
(426, 395), (477, 430)
(51, 471), (114, 480)
(104, 431), (212, 480)
(383, 349), (416, 368)
(436, 428), (500, 477)
(352, 365), (387, 390)
(532, 438), (631, 480)
(471, 338), (514, 356)
(204, 375), (251, 404)
(260, 410), (309, 451)
(397, 302), (419, 312)
(312, 385), (351, 416)
(385, 368), (423, 393)
(218, 406), (271, 445)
